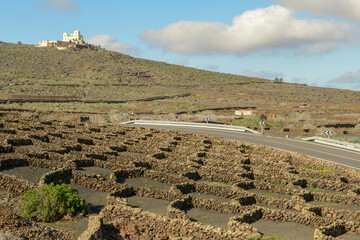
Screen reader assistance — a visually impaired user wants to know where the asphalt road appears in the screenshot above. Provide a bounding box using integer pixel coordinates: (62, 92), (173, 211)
(130, 124), (360, 171)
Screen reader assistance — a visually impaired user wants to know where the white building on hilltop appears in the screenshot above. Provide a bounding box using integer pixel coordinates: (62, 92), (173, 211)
(38, 30), (85, 47)
(63, 30), (84, 44)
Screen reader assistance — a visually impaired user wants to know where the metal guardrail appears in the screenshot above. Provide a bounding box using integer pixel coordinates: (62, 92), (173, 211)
(122, 120), (261, 134)
(302, 136), (360, 152)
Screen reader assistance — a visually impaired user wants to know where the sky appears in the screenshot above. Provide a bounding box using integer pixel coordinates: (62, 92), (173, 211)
(1, 0), (360, 91)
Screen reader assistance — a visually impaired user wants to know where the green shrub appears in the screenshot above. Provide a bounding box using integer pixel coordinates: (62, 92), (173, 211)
(262, 193), (276, 198)
(278, 181), (287, 187)
(19, 183), (87, 222)
(232, 116), (261, 127)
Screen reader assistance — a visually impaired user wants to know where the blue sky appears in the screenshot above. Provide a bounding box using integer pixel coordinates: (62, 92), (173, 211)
(1, 0), (360, 90)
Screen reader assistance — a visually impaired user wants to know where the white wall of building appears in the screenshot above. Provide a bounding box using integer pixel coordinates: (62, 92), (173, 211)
(63, 30), (84, 43)
(38, 40), (57, 47)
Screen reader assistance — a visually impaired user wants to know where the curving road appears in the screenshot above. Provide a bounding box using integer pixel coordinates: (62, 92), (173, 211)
(129, 123), (360, 171)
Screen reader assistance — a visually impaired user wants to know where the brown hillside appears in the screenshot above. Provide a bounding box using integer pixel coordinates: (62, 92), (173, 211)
(1, 41), (360, 139)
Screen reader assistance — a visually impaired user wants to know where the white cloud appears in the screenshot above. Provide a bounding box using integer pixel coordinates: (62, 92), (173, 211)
(332, 70), (360, 84)
(330, 70), (360, 90)
(87, 35), (140, 55)
(276, 0), (360, 22)
(141, 5), (356, 56)
(243, 70), (284, 80)
(36, 0), (79, 14)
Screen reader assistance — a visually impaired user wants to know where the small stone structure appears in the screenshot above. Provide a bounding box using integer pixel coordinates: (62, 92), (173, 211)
(235, 110), (253, 116)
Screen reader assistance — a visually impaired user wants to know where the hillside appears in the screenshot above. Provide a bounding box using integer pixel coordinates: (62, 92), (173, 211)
(0, 41), (359, 102)
(1, 41), (360, 139)
(0, 41), (261, 88)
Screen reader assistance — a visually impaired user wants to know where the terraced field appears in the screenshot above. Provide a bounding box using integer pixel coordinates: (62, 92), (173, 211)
(0, 111), (359, 239)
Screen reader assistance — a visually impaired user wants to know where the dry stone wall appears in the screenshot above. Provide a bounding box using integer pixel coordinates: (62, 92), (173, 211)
(0, 111), (359, 239)
(0, 173), (35, 196)
(39, 167), (72, 186)
(100, 203), (248, 240)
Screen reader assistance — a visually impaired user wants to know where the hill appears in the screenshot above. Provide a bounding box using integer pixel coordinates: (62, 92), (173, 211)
(0, 41), (359, 102)
(0, 41), (360, 139)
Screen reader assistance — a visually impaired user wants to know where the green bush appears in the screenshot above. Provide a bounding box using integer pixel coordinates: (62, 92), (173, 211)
(19, 183), (87, 222)
(232, 116), (261, 127)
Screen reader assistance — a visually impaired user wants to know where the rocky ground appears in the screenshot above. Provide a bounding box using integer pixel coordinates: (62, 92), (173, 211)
(0, 110), (359, 239)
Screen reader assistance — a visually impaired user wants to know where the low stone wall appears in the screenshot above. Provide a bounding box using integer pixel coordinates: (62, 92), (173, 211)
(72, 171), (123, 192)
(5, 138), (33, 146)
(262, 207), (333, 227)
(198, 168), (254, 183)
(0, 145), (13, 153)
(255, 195), (293, 210)
(77, 138), (94, 145)
(227, 205), (360, 239)
(320, 207), (360, 222)
(0, 158), (27, 170)
(253, 183), (360, 210)
(0, 206), (73, 240)
(231, 189), (256, 206)
(166, 197), (192, 219)
(348, 188), (360, 196)
(137, 187), (174, 201)
(100, 203), (248, 239)
(195, 182), (233, 198)
(313, 229), (337, 240)
(231, 207), (263, 224)
(228, 208), (262, 236)
(132, 160), (151, 169)
(68, 159), (94, 169)
(233, 181), (255, 190)
(191, 197), (246, 215)
(107, 189), (136, 204)
(314, 222), (346, 240)
(78, 215), (103, 240)
(26, 157), (59, 169)
(108, 145), (127, 152)
(313, 192), (360, 205)
(171, 183), (195, 195)
(38, 167), (72, 186)
(143, 170), (188, 185)
(181, 170), (201, 180)
(343, 221), (360, 235)
(109, 167), (144, 181)
(0, 173), (35, 196)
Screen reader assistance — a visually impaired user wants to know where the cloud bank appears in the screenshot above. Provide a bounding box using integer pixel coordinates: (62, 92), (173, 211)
(36, 0), (79, 14)
(87, 35), (140, 55)
(330, 70), (360, 90)
(276, 0), (360, 22)
(141, 6), (355, 56)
